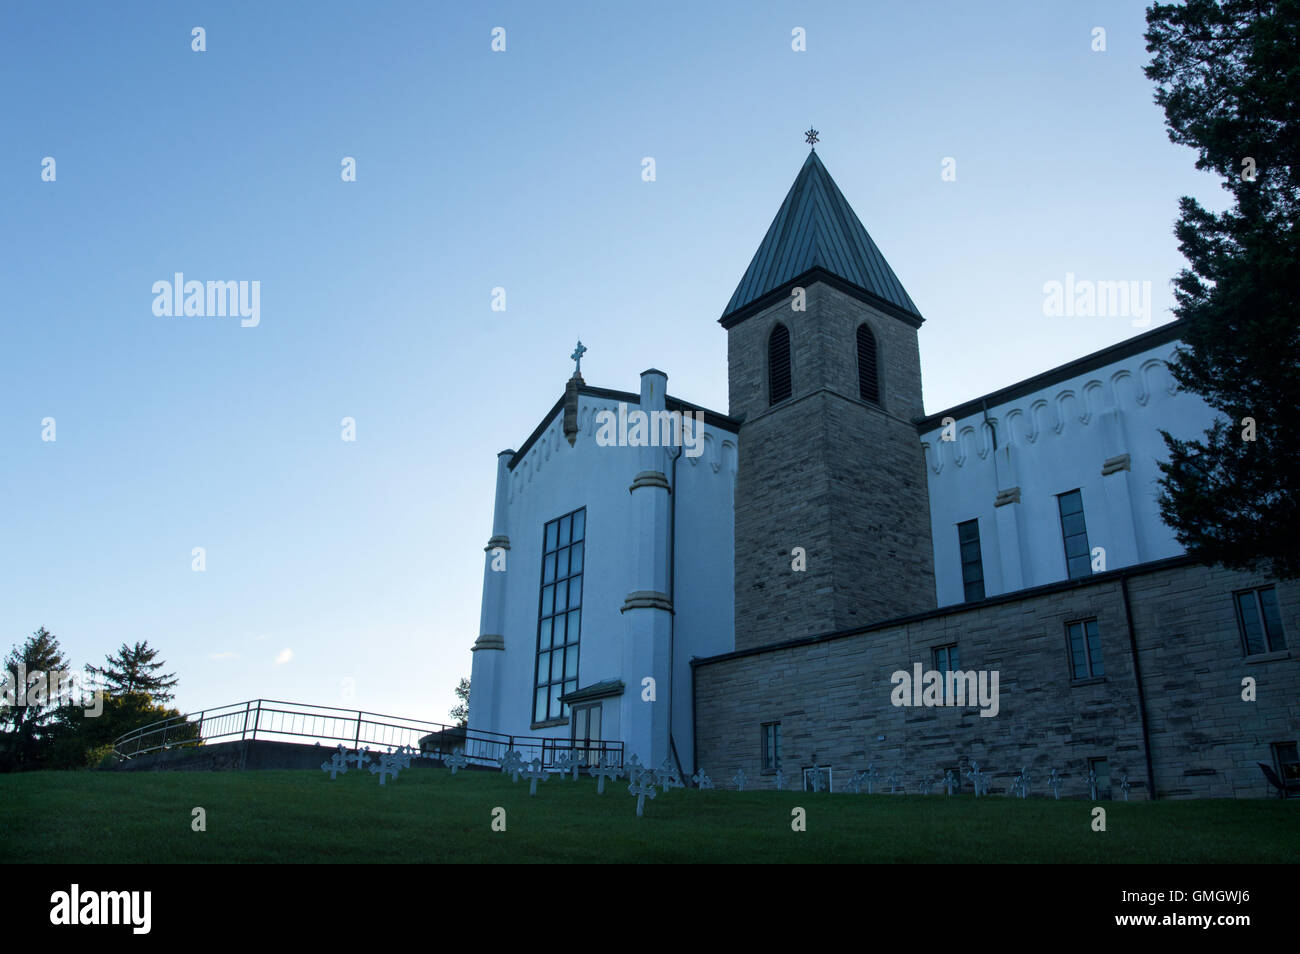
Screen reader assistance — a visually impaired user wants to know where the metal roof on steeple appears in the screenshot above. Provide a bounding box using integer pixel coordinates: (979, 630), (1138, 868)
(720, 150), (922, 326)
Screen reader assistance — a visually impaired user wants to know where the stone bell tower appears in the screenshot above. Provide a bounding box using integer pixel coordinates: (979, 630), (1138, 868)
(723, 148), (936, 652)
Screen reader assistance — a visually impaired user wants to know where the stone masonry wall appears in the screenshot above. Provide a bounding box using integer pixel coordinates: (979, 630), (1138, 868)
(1130, 563), (1300, 797)
(695, 559), (1299, 799)
(729, 282), (935, 652)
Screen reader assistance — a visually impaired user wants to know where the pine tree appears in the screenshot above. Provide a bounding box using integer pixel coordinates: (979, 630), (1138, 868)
(1145, 0), (1300, 578)
(1, 627), (70, 770)
(88, 641), (179, 703)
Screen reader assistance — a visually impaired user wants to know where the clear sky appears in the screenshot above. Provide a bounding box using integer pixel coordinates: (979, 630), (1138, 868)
(0, 1), (1225, 725)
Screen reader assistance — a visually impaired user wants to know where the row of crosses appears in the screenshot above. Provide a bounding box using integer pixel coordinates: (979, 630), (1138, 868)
(732, 758), (1132, 799)
(342, 739), (1136, 802)
(370, 745), (414, 785)
(320, 742), (432, 785)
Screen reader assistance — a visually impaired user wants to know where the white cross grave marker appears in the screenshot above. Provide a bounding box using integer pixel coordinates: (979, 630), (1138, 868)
(499, 749), (525, 783)
(628, 773), (658, 817)
(1048, 768), (1063, 800)
(658, 757), (682, 792)
(625, 754), (646, 786)
(369, 757), (399, 785)
(445, 747), (469, 775)
(590, 754), (623, 794)
(522, 757), (548, 795)
(807, 765), (825, 793)
(322, 751), (348, 779)
(865, 763), (880, 794)
(555, 750), (581, 781)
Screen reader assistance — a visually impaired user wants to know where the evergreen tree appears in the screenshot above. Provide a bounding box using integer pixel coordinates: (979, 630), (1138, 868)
(1145, 0), (1300, 578)
(88, 641), (179, 703)
(1, 627), (70, 771)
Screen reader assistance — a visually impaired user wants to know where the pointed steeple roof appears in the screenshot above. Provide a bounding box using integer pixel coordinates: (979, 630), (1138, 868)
(720, 151), (922, 327)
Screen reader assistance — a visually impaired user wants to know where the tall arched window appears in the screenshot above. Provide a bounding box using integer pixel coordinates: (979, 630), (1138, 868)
(856, 323), (880, 405)
(768, 324), (792, 405)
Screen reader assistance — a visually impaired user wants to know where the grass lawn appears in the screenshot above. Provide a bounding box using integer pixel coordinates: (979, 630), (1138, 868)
(3, 766), (1296, 863)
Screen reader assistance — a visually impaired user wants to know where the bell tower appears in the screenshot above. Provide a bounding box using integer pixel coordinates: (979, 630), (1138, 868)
(723, 148), (936, 651)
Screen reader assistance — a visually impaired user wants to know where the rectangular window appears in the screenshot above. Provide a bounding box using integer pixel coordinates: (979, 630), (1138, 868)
(1057, 489), (1092, 580)
(1236, 586), (1287, 656)
(957, 519), (985, 602)
(1272, 742), (1299, 786)
(1089, 757), (1112, 800)
(1066, 619), (1104, 679)
(533, 508), (585, 723)
(933, 643), (960, 704)
(802, 766), (832, 792)
(761, 721), (781, 771)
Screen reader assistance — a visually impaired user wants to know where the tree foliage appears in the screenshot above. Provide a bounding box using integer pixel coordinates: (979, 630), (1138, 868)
(88, 640), (179, 703)
(450, 676), (470, 727)
(3, 632), (188, 771)
(1, 628), (70, 770)
(1145, 0), (1300, 578)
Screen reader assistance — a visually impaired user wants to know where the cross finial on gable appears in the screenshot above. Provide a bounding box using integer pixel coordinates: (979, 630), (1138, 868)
(571, 340), (587, 375)
(804, 127), (819, 148)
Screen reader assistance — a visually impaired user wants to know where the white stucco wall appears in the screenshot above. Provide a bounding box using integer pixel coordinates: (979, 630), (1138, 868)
(920, 335), (1217, 607)
(470, 387), (736, 764)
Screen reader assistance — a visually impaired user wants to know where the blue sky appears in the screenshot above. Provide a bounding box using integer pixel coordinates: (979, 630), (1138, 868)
(0, 1), (1224, 724)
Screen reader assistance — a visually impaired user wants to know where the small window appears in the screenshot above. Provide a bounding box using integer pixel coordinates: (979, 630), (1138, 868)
(1273, 742), (1299, 785)
(1236, 586), (1287, 655)
(761, 721), (781, 771)
(856, 323), (880, 404)
(1057, 489), (1092, 580)
(933, 644), (960, 704)
(802, 765), (832, 792)
(957, 519), (985, 602)
(768, 324), (792, 405)
(1066, 619), (1104, 679)
(1088, 757), (1112, 799)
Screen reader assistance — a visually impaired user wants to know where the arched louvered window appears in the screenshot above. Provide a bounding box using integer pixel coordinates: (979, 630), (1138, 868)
(768, 324), (792, 405)
(856, 323), (880, 405)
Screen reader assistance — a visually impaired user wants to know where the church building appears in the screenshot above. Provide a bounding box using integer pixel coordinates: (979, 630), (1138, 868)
(467, 147), (1299, 799)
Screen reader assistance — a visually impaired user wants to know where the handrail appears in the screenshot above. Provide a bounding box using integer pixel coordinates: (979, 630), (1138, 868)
(111, 697), (622, 769)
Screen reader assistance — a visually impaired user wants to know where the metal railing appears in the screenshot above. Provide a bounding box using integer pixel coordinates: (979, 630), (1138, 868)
(111, 698), (622, 768)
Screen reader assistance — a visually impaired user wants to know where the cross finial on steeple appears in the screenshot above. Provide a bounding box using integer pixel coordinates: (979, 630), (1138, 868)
(804, 127), (819, 149)
(571, 340), (587, 375)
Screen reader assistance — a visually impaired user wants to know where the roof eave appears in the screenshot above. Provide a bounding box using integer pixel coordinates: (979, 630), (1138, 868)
(507, 385), (740, 471)
(718, 266), (925, 330)
(913, 321), (1184, 431)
